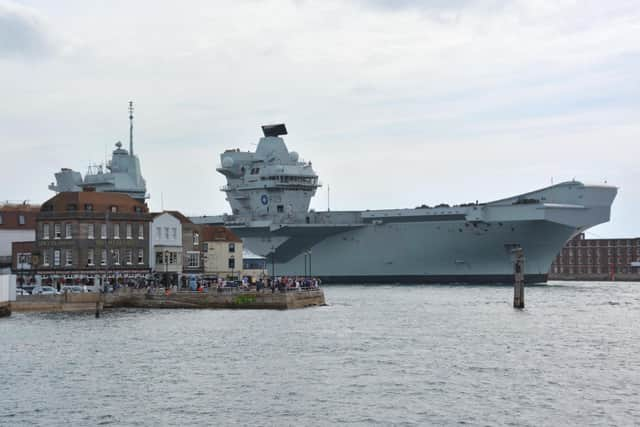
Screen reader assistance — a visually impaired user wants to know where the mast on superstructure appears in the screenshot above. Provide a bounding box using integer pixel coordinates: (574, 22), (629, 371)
(128, 101), (134, 156)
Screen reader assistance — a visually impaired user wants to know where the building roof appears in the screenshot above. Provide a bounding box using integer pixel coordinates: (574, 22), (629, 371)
(152, 210), (193, 224)
(41, 191), (148, 214)
(200, 225), (242, 243)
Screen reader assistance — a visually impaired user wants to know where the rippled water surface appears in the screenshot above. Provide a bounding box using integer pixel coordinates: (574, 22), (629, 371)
(2, 282), (640, 426)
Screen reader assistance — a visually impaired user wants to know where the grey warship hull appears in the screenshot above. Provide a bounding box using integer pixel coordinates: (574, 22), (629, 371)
(203, 124), (617, 284)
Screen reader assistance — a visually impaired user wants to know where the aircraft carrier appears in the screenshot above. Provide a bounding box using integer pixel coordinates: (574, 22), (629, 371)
(194, 123), (618, 284)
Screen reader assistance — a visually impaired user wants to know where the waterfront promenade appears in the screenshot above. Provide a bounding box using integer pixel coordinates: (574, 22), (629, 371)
(10, 287), (325, 313)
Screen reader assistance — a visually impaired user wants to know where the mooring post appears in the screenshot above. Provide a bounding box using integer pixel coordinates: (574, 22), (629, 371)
(513, 248), (525, 309)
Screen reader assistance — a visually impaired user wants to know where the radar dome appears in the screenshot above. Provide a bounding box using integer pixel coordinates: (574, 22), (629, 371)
(289, 151), (299, 162)
(222, 157), (234, 168)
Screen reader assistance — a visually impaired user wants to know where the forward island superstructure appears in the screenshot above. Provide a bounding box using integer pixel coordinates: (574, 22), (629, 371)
(195, 123), (618, 284)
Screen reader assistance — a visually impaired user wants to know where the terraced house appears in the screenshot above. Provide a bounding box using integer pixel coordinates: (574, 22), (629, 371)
(36, 189), (152, 288)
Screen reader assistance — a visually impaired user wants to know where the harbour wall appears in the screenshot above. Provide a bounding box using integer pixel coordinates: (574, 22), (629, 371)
(548, 273), (640, 282)
(11, 288), (325, 313)
(0, 302), (10, 318)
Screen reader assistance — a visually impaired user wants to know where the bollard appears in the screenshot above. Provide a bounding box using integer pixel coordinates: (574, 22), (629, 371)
(513, 248), (525, 309)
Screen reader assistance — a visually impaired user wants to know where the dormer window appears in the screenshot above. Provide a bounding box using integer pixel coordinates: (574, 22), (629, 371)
(67, 204), (77, 211)
(134, 206), (143, 213)
(110, 205), (118, 213)
(84, 204), (93, 211)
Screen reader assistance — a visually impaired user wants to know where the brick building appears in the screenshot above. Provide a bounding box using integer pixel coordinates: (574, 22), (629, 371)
(549, 233), (640, 281)
(0, 203), (39, 271)
(35, 190), (152, 288)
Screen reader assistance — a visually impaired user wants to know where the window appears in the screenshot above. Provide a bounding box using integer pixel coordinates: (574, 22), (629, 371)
(18, 214), (25, 225)
(228, 257), (235, 269)
(193, 232), (199, 246)
(228, 243), (235, 253)
(164, 227), (169, 240)
(88, 224), (94, 239)
(65, 223), (72, 239)
(101, 224), (107, 239)
(113, 249), (120, 265)
(87, 249), (94, 266)
(134, 206), (143, 213)
(277, 205), (284, 213)
(54, 249), (61, 266)
(138, 249), (144, 264)
(203, 243), (208, 252)
(126, 249), (132, 265)
(65, 250), (73, 266)
(138, 224), (144, 239)
(43, 223), (50, 240)
(110, 205), (118, 213)
(101, 250), (107, 266)
(113, 224), (120, 239)
(54, 223), (61, 239)
(156, 227), (161, 239)
(43, 250), (50, 266)
(66, 204), (77, 211)
(156, 252), (164, 265)
(187, 251), (199, 268)
(0, 213), (2, 224)
(171, 227), (177, 240)
(126, 224), (132, 239)
(170, 252), (177, 264)
(84, 203), (93, 211)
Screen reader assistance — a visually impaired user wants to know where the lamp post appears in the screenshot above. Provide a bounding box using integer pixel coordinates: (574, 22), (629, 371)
(304, 252), (307, 278)
(271, 246), (276, 279)
(307, 249), (312, 278)
(164, 250), (169, 288)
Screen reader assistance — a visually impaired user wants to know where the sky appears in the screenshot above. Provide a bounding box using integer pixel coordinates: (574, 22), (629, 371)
(1, 0), (638, 237)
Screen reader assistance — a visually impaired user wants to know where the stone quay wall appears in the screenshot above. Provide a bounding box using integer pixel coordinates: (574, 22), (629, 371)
(0, 302), (10, 317)
(10, 288), (325, 313)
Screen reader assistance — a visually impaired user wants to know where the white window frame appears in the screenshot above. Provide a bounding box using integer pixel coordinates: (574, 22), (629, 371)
(101, 224), (107, 239)
(113, 249), (120, 265)
(54, 223), (61, 239)
(187, 251), (199, 268)
(54, 249), (61, 266)
(18, 214), (25, 225)
(113, 224), (120, 239)
(65, 223), (72, 239)
(65, 249), (73, 266)
(43, 250), (50, 266)
(138, 249), (144, 264)
(88, 224), (94, 239)
(87, 249), (95, 266)
(126, 249), (133, 265)
(43, 223), (50, 240)
(138, 224), (144, 240)
(126, 224), (132, 239)
(101, 249), (107, 266)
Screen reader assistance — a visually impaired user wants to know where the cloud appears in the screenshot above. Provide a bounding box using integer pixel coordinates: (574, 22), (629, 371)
(0, 1), (54, 58)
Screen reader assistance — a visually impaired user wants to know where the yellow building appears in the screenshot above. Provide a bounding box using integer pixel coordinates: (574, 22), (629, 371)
(201, 226), (242, 280)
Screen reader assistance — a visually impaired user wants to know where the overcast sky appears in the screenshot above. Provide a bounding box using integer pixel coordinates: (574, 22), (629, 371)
(1, 0), (638, 237)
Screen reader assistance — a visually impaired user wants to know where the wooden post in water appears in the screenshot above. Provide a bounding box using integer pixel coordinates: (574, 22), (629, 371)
(513, 248), (525, 309)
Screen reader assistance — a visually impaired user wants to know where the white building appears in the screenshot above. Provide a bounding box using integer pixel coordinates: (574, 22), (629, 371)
(149, 212), (183, 286)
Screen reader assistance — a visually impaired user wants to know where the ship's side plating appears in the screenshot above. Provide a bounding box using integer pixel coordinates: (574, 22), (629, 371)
(209, 124), (617, 284)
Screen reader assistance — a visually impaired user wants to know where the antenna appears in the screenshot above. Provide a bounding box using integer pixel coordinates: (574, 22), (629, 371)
(128, 101), (134, 156)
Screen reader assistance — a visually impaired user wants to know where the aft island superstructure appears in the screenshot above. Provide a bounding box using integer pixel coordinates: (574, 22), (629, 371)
(203, 124), (617, 283)
(48, 102), (147, 202)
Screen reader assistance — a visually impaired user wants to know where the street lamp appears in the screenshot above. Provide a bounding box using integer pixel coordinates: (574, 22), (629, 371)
(164, 250), (169, 288)
(306, 249), (312, 278)
(271, 246), (276, 278)
(304, 252), (307, 278)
